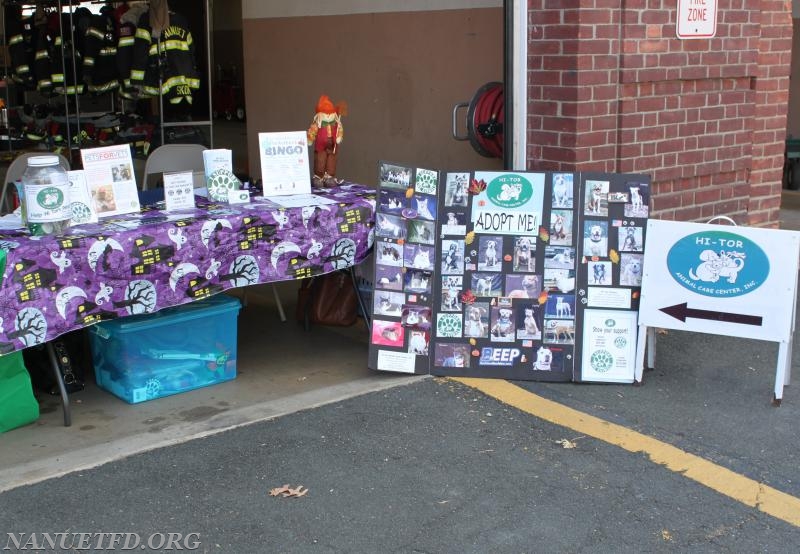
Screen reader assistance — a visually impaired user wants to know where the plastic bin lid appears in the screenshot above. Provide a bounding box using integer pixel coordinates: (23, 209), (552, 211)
(92, 293), (241, 334)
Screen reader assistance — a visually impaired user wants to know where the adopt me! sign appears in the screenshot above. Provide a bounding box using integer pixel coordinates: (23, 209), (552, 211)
(470, 172), (544, 235)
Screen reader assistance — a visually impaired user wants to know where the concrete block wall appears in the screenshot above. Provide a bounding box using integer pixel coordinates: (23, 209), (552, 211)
(526, 1), (792, 227)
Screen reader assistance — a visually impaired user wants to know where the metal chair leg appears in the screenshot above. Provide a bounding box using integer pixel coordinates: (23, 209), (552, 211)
(46, 342), (71, 427)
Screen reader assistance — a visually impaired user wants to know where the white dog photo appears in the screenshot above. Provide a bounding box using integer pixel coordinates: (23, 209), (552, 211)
(583, 221), (608, 258)
(620, 254), (644, 286)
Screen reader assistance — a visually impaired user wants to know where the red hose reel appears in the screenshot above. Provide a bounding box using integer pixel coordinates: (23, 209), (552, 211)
(452, 81), (504, 159)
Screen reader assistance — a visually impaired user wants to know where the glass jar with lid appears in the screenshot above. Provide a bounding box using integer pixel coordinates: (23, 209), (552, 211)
(22, 155), (71, 236)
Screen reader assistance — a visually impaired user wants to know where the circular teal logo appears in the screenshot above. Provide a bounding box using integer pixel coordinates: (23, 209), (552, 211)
(486, 175), (533, 208)
(590, 350), (614, 373)
(36, 187), (64, 210)
(666, 231), (768, 298)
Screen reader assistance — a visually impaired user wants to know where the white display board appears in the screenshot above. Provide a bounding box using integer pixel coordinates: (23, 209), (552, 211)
(637, 220), (800, 403)
(639, 220), (800, 342)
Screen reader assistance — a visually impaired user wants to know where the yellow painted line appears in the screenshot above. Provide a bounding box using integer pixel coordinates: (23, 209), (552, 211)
(454, 377), (800, 528)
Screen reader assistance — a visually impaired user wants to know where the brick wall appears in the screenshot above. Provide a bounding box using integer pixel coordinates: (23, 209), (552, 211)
(527, 1), (792, 226)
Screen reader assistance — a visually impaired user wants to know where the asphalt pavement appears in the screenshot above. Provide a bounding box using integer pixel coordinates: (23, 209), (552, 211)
(1, 318), (798, 553)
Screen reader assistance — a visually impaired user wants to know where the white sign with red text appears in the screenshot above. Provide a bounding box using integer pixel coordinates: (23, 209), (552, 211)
(676, 0), (717, 39)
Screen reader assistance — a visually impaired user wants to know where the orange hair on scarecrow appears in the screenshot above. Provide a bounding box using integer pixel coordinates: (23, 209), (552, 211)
(316, 95), (348, 117)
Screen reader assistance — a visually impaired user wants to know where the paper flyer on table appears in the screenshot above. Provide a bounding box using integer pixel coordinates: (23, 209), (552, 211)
(268, 193), (337, 208)
(80, 144), (141, 217)
(202, 149), (232, 182)
(163, 171), (196, 211)
(258, 131), (311, 197)
(66, 170), (98, 225)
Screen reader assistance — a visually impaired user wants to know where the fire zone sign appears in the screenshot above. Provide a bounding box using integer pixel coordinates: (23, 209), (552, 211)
(676, 0), (718, 39)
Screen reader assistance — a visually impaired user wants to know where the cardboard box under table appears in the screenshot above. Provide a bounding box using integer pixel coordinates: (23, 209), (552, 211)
(89, 295), (241, 404)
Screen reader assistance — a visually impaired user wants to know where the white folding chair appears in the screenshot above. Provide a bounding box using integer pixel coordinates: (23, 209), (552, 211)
(142, 143), (285, 319)
(1, 152), (71, 214)
(142, 143), (207, 191)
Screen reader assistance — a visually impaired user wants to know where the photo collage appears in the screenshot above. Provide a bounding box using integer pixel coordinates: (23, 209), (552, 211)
(369, 162), (440, 374)
(573, 172), (650, 382)
(431, 171), (575, 380)
(368, 165), (650, 382)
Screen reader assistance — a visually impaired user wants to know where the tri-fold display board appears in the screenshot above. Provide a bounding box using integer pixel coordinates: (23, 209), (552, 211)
(367, 162), (651, 383)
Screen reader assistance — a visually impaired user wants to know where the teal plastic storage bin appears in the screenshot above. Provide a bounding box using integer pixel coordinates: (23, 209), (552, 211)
(89, 294), (241, 404)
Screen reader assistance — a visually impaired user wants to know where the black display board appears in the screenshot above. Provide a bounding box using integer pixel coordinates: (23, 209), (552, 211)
(367, 164), (650, 383)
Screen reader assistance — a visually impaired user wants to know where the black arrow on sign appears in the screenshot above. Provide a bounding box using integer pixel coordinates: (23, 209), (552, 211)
(659, 303), (763, 326)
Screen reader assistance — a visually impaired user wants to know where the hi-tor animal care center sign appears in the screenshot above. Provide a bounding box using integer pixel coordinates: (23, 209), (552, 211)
(639, 220), (800, 342)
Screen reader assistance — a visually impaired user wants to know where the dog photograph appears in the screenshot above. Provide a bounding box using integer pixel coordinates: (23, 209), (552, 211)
(440, 276), (463, 312)
(444, 172), (470, 207)
(406, 328), (430, 355)
(471, 273), (503, 297)
(533, 343), (566, 371)
(551, 172), (574, 208)
(516, 304), (542, 340)
(583, 220), (609, 258)
(588, 261), (612, 285)
(505, 274), (541, 299)
(441, 239), (465, 274)
(618, 225), (643, 252)
(401, 306), (432, 329)
(543, 268), (575, 293)
(407, 219), (435, 245)
(543, 318), (575, 345)
(375, 264), (403, 291)
(512, 236), (536, 272)
(442, 211), (467, 236)
(435, 343), (470, 368)
(379, 162), (413, 191)
(544, 294), (575, 320)
(376, 213), (407, 240)
(379, 189), (407, 214)
(463, 302), (490, 338)
(404, 269), (432, 294)
(489, 305), (516, 342)
(549, 209), (573, 246)
(478, 236), (504, 271)
(371, 319), (405, 347)
(620, 253), (644, 286)
(624, 182), (649, 217)
(404, 243), (435, 271)
(544, 246), (575, 269)
(584, 179), (609, 216)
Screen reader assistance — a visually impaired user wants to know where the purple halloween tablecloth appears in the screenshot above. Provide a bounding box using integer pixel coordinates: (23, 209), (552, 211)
(0, 184), (376, 354)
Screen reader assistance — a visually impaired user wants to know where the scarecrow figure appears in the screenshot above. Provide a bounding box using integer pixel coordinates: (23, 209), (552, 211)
(307, 95), (347, 188)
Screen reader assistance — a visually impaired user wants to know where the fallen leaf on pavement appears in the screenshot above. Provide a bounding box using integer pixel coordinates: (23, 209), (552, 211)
(556, 437), (583, 449)
(269, 484), (309, 498)
(661, 529), (673, 541)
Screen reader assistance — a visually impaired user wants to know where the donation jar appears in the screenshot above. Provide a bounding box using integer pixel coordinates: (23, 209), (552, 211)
(22, 155), (71, 236)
